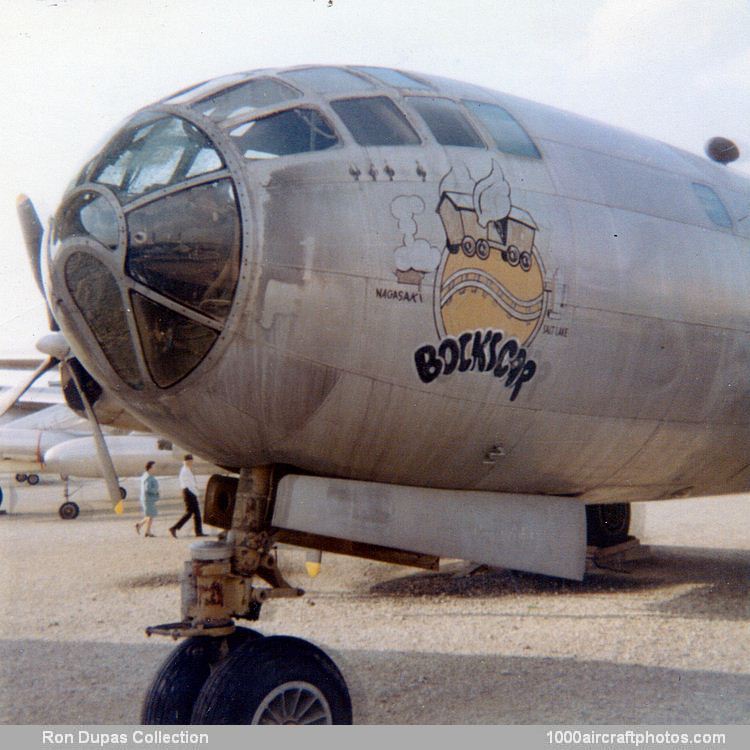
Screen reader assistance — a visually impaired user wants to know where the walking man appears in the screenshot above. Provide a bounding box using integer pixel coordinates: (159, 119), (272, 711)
(169, 454), (206, 538)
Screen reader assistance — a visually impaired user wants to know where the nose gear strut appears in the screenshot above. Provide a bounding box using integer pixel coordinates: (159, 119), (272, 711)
(145, 465), (303, 640)
(142, 464), (352, 724)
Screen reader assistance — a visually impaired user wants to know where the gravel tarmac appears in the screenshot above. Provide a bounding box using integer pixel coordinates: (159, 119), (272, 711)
(1, 478), (749, 724)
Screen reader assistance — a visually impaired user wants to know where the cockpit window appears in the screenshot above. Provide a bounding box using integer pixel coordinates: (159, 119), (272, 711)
(192, 77), (301, 122)
(164, 73), (248, 104)
(91, 116), (225, 202)
(463, 100), (541, 159)
(281, 67), (373, 93)
(330, 96), (421, 146)
(692, 183), (733, 228)
(229, 107), (339, 159)
(126, 178), (240, 322)
(406, 96), (485, 148)
(353, 67), (431, 90)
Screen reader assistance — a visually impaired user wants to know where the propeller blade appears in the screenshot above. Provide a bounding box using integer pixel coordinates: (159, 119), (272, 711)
(16, 195), (44, 293)
(0, 356), (58, 419)
(66, 362), (124, 514)
(16, 193), (59, 332)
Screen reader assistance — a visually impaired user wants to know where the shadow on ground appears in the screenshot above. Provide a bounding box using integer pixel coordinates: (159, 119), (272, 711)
(2, 637), (748, 724)
(369, 546), (750, 621)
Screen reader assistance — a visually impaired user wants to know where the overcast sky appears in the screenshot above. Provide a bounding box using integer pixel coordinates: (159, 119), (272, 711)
(2, 0), (749, 357)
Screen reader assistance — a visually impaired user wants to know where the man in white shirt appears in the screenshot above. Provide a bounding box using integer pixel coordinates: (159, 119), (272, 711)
(169, 454), (206, 538)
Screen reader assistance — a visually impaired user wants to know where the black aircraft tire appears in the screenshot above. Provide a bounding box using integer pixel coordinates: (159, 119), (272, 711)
(27, 474), (40, 485)
(15, 473), (27, 483)
(141, 627), (260, 725)
(119, 486), (127, 499)
(586, 503), (631, 547)
(58, 501), (80, 520)
(191, 635), (353, 725)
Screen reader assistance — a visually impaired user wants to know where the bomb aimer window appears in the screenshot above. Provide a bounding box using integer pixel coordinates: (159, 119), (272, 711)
(131, 292), (218, 389)
(463, 101), (541, 159)
(229, 108), (339, 159)
(330, 96), (421, 146)
(65, 252), (143, 389)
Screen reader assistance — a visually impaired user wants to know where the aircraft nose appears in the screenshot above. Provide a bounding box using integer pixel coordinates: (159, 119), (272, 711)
(47, 113), (243, 391)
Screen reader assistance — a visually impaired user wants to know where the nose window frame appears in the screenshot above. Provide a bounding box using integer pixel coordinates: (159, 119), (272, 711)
(51, 111), (247, 392)
(89, 115), (227, 204)
(125, 178), (241, 323)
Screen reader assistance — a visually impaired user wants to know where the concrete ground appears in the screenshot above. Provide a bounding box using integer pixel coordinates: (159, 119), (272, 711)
(1, 478), (748, 724)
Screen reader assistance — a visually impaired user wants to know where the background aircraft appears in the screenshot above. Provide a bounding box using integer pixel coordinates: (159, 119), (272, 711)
(1, 365), (216, 518)
(1, 368), (68, 486)
(10, 60), (749, 724)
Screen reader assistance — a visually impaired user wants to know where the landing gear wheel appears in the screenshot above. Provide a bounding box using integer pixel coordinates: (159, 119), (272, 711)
(58, 501), (80, 520)
(191, 635), (353, 725)
(586, 503), (630, 547)
(141, 627), (259, 725)
(119, 486), (127, 499)
(15, 473), (27, 483)
(27, 474), (40, 485)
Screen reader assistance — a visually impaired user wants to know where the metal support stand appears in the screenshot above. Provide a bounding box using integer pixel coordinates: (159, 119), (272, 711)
(585, 536), (648, 573)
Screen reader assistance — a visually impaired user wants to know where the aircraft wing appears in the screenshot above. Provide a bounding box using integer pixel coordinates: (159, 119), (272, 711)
(1, 402), (89, 433)
(0, 358), (46, 370)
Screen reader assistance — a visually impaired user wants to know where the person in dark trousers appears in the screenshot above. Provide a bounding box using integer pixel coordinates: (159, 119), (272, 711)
(170, 454), (206, 538)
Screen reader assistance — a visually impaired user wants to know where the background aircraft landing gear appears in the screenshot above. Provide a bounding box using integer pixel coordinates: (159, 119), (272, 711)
(586, 502), (631, 547)
(58, 500), (80, 520)
(15, 473), (40, 485)
(141, 627), (260, 724)
(190, 635), (352, 725)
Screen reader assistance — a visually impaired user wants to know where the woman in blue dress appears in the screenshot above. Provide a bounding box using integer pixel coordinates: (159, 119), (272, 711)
(136, 461), (160, 537)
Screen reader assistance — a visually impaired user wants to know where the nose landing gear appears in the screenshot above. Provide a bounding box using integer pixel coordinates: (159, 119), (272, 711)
(142, 466), (353, 725)
(141, 627), (260, 724)
(191, 635), (352, 724)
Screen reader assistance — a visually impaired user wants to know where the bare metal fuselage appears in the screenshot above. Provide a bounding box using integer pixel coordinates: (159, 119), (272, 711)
(48, 68), (750, 503)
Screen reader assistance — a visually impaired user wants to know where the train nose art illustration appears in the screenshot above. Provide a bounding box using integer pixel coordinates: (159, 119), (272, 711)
(414, 161), (548, 400)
